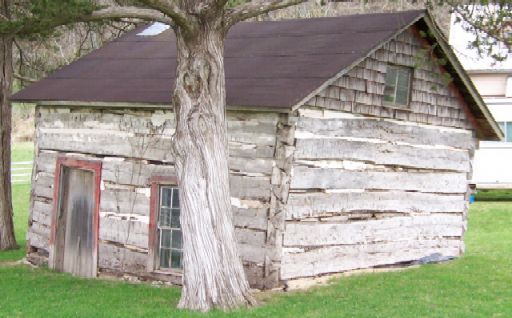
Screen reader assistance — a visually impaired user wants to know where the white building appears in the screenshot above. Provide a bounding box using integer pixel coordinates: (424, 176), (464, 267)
(450, 13), (512, 188)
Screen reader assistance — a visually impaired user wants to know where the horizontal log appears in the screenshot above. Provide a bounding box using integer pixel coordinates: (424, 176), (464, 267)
(100, 189), (150, 216)
(232, 207), (268, 231)
(295, 116), (474, 150)
(281, 239), (462, 279)
(228, 143), (275, 159)
(38, 128), (174, 162)
(230, 176), (271, 200)
(235, 228), (266, 246)
(229, 157), (275, 175)
(27, 231), (49, 251)
(290, 167), (468, 193)
(98, 243), (148, 274)
(295, 138), (469, 172)
(36, 151), (58, 174)
(102, 159), (175, 187)
(32, 200), (53, 226)
(33, 174), (54, 199)
(99, 217), (149, 249)
(284, 215), (463, 247)
(39, 109), (175, 134)
(30, 221), (51, 238)
(287, 191), (466, 219)
(237, 244), (273, 265)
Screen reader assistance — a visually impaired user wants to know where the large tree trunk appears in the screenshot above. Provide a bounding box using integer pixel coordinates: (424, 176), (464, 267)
(171, 20), (254, 311)
(0, 31), (16, 251)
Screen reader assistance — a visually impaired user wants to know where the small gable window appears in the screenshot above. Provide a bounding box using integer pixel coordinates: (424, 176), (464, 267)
(384, 64), (412, 106)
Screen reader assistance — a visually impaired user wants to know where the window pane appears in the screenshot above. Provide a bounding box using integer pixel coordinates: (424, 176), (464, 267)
(507, 122), (512, 142)
(171, 208), (180, 228)
(172, 188), (180, 208)
(171, 230), (183, 249)
(161, 229), (171, 248)
(161, 187), (172, 207)
(383, 86), (396, 103)
(397, 68), (410, 89)
(160, 248), (170, 268)
(171, 249), (183, 269)
(159, 207), (171, 227)
(396, 86), (409, 105)
(385, 66), (398, 86)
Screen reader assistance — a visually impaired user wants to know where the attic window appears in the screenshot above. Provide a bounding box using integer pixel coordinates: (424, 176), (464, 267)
(384, 64), (412, 106)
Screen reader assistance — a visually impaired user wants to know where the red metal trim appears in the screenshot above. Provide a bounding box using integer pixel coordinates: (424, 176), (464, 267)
(50, 155), (102, 273)
(409, 26), (480, 131)
(148, 176), (178, 271)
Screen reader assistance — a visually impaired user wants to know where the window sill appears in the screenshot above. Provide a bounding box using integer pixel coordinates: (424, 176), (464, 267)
(382, 102), (412, 111)
(152, 269), (183, 276)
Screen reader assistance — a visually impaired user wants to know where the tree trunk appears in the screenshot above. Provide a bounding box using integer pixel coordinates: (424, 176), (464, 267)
(0, 32), (16, 251)
(171, 20), (254, 311)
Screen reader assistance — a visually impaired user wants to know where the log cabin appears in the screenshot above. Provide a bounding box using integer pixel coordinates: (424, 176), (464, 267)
(12, 10), (501, 289)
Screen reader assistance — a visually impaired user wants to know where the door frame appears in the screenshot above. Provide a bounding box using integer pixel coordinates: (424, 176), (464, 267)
(48, 156), (102, 276)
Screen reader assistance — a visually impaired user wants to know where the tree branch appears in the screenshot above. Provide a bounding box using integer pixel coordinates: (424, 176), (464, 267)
(137, 1), (190, 29)
(87, 6), (174, 25)
(14, 73), (36, 83)
(225, 0), (307, 28)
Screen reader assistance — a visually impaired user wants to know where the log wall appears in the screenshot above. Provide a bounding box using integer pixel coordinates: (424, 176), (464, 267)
(27, 106), (280, 288)
(281, 108), (476, 280)
(281, 26), (477, 281)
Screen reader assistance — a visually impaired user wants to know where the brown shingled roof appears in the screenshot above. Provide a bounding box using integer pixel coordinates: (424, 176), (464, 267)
(12, 10), (425, 108)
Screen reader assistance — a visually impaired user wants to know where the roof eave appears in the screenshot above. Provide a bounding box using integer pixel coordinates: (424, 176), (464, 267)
(24, 100), (291, 113)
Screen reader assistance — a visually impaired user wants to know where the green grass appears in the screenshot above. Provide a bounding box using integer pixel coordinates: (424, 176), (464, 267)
(0, 142), (33, 261)
(0, 202), (511, 317)
(0, 184), (31, 262)
(11, 141), (34, 163)
(475, 189), (512, 202)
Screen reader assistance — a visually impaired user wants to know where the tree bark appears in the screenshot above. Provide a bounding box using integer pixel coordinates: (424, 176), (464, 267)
(0, 31), (16, 250)
(171, 18), (254, 311)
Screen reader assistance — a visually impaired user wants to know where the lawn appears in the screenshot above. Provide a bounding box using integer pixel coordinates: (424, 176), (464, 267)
(1, 143), (511, 317)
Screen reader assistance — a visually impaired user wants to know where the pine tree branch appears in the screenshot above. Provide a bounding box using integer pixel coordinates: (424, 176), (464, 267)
(225, 0), (307, 27)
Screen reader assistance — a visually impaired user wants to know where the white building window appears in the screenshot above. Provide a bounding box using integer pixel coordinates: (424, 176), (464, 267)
(498, 122), (512, 142)
(384, 64), (412, 106)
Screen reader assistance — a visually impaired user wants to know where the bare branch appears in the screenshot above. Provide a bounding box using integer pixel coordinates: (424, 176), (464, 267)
(88, 6), (174, 25)
(137, 1), (190, 29)
(14, 73), (36, 83)
(225, 0), (307, 28)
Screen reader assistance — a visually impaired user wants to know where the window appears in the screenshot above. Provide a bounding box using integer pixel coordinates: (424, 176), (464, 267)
(384, 64), (412, 106)
(157, 186), (183, 270)
(497, 122), (512, 142)
(148, 177), (183, 272)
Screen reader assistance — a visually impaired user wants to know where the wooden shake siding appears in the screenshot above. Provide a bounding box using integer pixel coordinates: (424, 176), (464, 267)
(280, 27), (477, 281)
(27, 107), (279, 288)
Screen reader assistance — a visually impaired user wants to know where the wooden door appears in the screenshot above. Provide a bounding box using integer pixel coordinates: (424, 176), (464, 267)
(54, 166), (96, 277)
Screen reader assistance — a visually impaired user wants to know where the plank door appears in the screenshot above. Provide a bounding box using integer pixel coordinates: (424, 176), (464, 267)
(54, 166), (96, 277)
